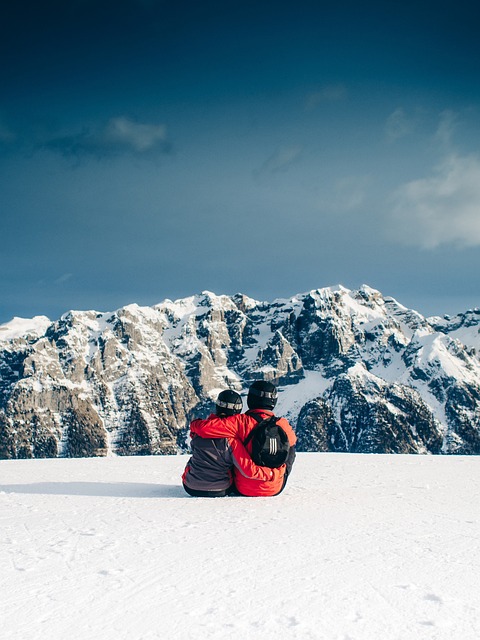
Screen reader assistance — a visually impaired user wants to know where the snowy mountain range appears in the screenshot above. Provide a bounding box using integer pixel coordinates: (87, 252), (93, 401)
(0, 284), (479, 458)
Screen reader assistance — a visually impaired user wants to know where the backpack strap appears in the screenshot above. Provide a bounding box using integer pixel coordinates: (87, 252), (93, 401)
(246, 411), (264, 424)
(243, 412), (276, 446)
(244, 412), (266, 446)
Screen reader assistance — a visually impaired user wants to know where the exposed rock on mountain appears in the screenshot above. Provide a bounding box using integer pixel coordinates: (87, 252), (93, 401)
(1, 285), (479, 458)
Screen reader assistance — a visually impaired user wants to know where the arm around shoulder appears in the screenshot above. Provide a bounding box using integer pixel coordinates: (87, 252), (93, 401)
(190, 414), (241, 439)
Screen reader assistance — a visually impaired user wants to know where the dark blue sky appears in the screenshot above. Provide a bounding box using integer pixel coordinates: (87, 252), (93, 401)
(1, 0), (479, 322)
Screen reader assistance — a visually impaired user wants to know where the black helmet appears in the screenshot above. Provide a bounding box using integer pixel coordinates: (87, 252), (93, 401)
(247, 380), (277, 410)
(215, 390), (243, 416)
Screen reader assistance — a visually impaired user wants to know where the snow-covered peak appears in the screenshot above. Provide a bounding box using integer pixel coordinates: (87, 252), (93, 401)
(429, 308), (480, 355)
(0, 315), (51, 342)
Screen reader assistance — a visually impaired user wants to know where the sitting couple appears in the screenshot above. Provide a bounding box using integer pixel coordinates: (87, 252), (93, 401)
(182, 380), (296, 497)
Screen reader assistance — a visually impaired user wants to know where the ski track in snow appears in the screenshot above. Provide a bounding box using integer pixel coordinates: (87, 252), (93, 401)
(1, 453), (479, 640)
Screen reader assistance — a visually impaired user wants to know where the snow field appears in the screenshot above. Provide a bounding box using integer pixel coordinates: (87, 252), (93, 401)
(1, 453), (479, 640)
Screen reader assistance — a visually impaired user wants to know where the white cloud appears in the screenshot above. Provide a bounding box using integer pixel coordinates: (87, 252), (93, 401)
(305, 84), (348, 111)
(385, 107), (414, 142)
(390, 154), (480, 248)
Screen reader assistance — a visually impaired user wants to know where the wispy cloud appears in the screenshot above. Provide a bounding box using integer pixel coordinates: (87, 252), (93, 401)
(54, 273), (73, 285)
(0, 119), (15, 143)
(305, 84), (348, 111)
(102, 117), (168, 152)
(255, 145), (303, 177)
(41, 116), (170, 159)
(434, 110), (458, 148)
(389, 153), (480, 248)
(317, 175), (370, 214)
(385, 107), (415, 142)
(333, 176), (370, 211)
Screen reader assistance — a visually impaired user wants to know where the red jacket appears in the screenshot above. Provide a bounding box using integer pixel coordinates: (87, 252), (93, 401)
(190, 409), (297, 497)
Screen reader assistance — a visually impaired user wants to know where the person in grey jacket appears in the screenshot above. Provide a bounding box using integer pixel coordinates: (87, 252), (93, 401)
(182, 390), (242, 497)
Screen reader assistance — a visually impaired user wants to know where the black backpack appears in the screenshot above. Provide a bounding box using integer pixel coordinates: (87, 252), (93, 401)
(244, 413), (290, 468)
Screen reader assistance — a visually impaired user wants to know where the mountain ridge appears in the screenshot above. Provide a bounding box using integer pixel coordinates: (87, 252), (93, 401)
(1, 284), (479, 458)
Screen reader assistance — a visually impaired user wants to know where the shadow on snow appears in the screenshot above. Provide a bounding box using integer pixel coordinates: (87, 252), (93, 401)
(0, 482), (188, 498)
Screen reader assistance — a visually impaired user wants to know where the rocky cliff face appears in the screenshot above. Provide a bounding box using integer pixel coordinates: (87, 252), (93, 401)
(1, 285), (479, 458)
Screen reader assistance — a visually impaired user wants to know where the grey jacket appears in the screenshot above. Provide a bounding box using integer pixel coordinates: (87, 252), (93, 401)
(182, 435), (234, 492)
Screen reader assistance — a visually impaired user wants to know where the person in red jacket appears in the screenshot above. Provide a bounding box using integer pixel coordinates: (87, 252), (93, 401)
(182, 389), (281, 497)
(190, 381), (296, 497)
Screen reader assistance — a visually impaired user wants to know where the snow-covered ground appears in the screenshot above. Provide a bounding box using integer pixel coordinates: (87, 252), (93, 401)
(1, 453), (479, 640)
